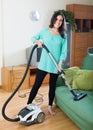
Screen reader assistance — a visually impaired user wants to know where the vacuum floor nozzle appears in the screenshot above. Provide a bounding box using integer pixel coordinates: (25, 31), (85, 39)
(70, 90), (87, 101)
(74, 93), (87, 101)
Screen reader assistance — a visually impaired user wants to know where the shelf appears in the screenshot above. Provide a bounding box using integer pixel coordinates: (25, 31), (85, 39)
(75, 19), (93, 32)
(66, 4), (93, 67)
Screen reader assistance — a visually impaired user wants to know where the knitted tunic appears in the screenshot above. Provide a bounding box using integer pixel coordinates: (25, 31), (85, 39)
(32, 28), (67, 74)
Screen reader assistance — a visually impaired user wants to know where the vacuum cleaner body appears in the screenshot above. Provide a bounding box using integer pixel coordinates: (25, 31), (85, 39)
(18, 103), (45, 126)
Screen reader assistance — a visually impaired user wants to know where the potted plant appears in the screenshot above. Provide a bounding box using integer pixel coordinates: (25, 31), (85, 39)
(55, 9), (76, 30)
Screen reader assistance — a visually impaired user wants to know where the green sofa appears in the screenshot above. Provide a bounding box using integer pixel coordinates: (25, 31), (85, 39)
(55, 53), (93, 130)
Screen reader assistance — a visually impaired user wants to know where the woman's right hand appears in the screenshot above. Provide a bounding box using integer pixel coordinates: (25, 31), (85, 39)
(35, 40), (43, 48)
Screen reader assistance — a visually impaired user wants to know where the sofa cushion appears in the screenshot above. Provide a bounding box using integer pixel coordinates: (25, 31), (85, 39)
(64, 66), (80, 85)
(72, 70), (93, 90)
(56, 67), (80, 87)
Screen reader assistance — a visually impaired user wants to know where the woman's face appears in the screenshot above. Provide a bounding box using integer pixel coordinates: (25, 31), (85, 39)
(54, 15), (63, 29)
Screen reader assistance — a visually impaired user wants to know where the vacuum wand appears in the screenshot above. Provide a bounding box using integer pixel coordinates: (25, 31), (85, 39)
(42, 44), (87, 101)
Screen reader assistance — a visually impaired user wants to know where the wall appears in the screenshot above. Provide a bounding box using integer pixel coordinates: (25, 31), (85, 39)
(0, 0), (93, 85)
(0, 0), (3, 85)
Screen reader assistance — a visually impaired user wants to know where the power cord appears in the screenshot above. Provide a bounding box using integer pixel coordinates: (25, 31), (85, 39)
(18, 90), (44, 105)
(10, 65), (44, 105)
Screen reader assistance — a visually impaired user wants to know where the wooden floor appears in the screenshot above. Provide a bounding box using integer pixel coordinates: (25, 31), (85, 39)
(0, 86), (80, 130)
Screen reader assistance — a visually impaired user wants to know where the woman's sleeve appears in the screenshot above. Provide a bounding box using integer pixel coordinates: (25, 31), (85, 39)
(31, 28), (45, 44)
(60, 38), (67, 62)
(31, 31), (41, 44)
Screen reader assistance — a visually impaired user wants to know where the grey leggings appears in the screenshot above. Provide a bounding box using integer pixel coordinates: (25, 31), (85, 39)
(27, 69), (58, 106)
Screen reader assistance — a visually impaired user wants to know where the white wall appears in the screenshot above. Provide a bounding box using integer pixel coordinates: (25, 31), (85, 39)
(0, 0), (3, 85)
(0, 0), (93, 85)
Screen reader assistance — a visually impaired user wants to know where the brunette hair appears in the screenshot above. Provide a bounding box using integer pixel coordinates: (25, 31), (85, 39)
(49, 11), (67, 38)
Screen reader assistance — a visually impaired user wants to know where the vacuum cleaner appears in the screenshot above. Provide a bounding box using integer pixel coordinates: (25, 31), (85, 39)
(2, 44), (45, 126)
(2, 44), (87, 126)
(17, 103), (45, 126)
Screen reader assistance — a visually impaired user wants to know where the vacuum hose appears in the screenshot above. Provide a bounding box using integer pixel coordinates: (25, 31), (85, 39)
(2, 44), (38, 122)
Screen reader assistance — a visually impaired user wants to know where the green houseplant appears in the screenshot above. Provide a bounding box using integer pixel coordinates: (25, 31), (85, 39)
(55, 9), (76, 30)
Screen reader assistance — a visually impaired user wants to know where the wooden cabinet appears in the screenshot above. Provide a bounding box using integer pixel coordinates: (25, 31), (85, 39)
(66, 4), (93, 19)
(1, 66), (30, 92)
(66, 4), (93, 67)
(1, 66), (49, 92)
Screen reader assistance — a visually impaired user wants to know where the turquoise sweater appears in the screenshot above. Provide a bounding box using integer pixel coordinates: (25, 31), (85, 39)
(32, 28), (67, 74)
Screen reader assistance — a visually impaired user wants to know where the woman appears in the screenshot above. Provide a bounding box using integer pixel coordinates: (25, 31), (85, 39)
(27, 11), (67, 115)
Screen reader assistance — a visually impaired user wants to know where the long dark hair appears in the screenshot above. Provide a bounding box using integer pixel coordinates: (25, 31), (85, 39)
(49, 11), (67, 38)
